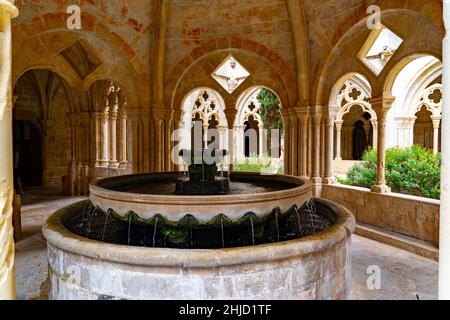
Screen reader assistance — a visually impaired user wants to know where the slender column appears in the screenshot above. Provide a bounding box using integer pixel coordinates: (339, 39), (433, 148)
(108, 107), (119, 168)
(371, 119), (378, 149)
(370, 96), (395, 193)
(119, 109), (128, 169)
(100, 109), (110, 167)
(290, 113), (298, 176)
(311, 109), (322, 183)
(431, 115), (442, 155)
(94, 112), (102, 166)
(283, 117), (291, 174)
(258, 125), (264, 157)
(440, 1), (450, 300)
(396, 117), (416, 148)
(335, 120), (343, 160)
(299, 112), (309, 177)
(324, 115), (336, 184)
(0, 0), (19, 300)
(235, 126), (245, 161)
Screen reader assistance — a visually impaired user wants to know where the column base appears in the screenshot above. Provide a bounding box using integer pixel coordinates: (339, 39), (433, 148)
(371, 184), (391, 194)
(335, 157), (342, 161)
(311, 177), (322, 185)
(323, 177), (336, 185)
(119, 161), (128, 170)
(109, 161), (119, 169)
(98, 160), (110, 168)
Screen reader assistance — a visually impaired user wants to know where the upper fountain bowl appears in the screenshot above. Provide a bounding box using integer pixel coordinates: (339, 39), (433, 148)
(89, 172), (312, 226)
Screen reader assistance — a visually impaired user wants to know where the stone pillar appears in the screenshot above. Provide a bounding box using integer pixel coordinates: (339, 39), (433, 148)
(311, 109), (322, 184)
(0, 0), (18, 300)
(235, 125), (245, 161)
(396, 117), (416, 148)
(370, 96), (395, 193)
(119, 108), (128, 169)
(299, 112), (309, 177)
(94, 112), (102, 166)
(324, 115), (336, 184)
(289, 113), (298, 176)
(431, 115), (442, 155)
(371, 119), (378, 149)
(283, 117), (290, 174)
(440, 0), (450, 300)
(109, 107), (119, 168)
(100, 108), (110, 167)
(335, 120), (343, 160)
(258, 125), (264, 157)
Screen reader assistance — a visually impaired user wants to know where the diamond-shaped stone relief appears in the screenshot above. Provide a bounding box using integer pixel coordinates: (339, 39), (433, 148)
(359, 26), (403, 76)
(212, 56), (250, 94)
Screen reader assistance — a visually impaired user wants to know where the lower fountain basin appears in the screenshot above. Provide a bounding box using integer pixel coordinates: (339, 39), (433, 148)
(42, 198), (355, 300)
(89, 172), (312, 225)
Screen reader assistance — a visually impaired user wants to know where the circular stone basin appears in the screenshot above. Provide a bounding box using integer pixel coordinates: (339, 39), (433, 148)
(43, 198), (355, 300)
(90, 172), (312, 225)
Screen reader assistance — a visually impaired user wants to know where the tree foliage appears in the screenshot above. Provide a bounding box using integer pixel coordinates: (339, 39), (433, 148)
(257, 88), (283, 132)
(340, 146), (441, 199)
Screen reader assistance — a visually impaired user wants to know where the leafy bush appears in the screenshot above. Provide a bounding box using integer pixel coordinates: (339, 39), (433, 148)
(341, 146), (441, 199)
(234, 154), (283, 174)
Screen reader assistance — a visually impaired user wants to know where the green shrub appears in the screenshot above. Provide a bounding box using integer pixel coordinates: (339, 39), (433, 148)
(341, 146), (441, 199)
(234, 154), (283, 174)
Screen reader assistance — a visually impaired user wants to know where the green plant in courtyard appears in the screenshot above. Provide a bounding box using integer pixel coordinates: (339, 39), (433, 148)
(257, 88), (283, 133)
(234, 154), (283, 174)
(341, 145), (441, 199)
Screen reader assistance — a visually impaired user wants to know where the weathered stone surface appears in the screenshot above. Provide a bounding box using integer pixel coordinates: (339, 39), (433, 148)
(43, 198), (355, 300)
(321, 184), (439, 247)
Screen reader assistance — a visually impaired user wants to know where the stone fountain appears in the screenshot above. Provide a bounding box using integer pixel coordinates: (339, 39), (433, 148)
(42, 148), (355, 300)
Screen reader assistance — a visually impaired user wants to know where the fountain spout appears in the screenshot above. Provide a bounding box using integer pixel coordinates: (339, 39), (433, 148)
(176, 148), (230, 195)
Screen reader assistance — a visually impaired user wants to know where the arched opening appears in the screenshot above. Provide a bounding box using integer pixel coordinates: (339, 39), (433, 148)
(340, 107), (374, 160)
(13, 69), (70, 193)
(13, 120), (43, 188)
(180, 88), (228, 157)
(234, 86), (284, 173)
(414, 106), (438, 151)
(330, 73), (376, 164)
(386, 55), (442, 153)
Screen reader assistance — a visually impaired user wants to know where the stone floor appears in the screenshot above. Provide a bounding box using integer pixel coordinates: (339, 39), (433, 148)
(14, 187), (439, 300)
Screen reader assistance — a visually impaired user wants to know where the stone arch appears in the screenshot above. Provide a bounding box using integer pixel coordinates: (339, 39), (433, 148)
(383, 54), (442, 150)
(315, 8), (443, 106)
(329, 72), (376, 121)
(167, 37), (296, 112)
(233, 85), (284, 162)
(12, 17), (143, 109)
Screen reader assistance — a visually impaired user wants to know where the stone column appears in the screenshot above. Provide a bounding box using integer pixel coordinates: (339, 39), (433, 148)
(370, 96), (395, 193)
(108, 107), (119, 168)
(94, 112), (102, 166)
(396, 117), (416, 148)
(119, 109), (128, 169)
(289, 113), (298, 176)
(0, 0), (18, 300)
(440, 0), (450, 300)
(100, 108), (110, 167)
(324, 115), (336, 184)
(235, 125), (245, 161)
(431, 115), (442, 155)
(334, 120), (343, 160)
(371, 119), (378, 149)
(299, 111), (309, 177)
(311, 109), (323, 184)
(258, 124), (264, 157)
(283, 117), (290, 174)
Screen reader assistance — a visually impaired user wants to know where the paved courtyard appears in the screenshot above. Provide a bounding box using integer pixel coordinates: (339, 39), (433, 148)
(14, 188), (438, 300)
